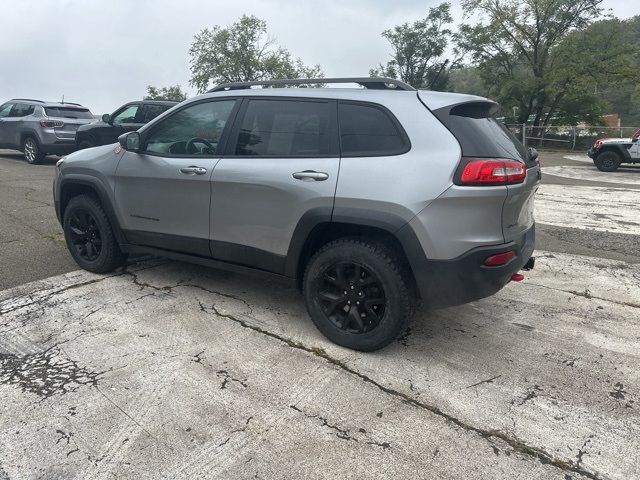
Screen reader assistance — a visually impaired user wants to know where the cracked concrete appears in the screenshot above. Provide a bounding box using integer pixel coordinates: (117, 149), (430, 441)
(0, 251), (638, 479)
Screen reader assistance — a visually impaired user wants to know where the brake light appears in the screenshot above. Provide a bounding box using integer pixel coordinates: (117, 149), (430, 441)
(458, 158), (526, 186)
(39, 120), (64, 128)
(484, 251), (516, 266)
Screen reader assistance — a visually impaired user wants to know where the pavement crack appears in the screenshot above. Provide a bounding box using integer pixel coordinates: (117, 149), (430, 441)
(466, 375), (502, 389)
(524, 282), (640, 309)
(200, 300), (604, 480)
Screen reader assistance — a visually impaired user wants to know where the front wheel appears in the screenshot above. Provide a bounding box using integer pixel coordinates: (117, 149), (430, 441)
(63, 195), (126, 273)
(303, 239), (415, 351)
(594, 151), (621, 172)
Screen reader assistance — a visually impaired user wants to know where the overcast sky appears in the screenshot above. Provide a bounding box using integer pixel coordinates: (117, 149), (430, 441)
(0, 0), (633, 114)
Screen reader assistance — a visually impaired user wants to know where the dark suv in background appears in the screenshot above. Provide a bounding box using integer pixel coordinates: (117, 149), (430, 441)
(0, 99), (94, 163)
(76, 100), (177, 149)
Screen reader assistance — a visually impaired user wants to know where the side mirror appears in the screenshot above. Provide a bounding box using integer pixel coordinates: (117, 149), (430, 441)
(632, 137), (639, 143)
(119, 131), (140, 152)
(102, 113), (111, 123)
(528, 146), (539, 162)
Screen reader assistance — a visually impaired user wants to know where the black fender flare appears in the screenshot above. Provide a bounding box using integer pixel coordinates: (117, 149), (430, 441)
(19, 128), (41, 148)
(58, 175), (126, 244)
(283, 206), (428, 282)
(598, 143), (631, 162)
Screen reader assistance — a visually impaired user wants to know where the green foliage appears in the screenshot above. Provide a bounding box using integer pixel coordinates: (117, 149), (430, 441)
(189, 15), (323, 93)
(144, 85), (188, 102)
(370, 3), (456, 90)
(456, 0), (609, 125)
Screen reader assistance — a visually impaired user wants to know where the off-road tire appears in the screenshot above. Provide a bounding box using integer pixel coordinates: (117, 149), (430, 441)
(594, 151), (622, 172)
(303, 239), (416, 351)
(63, 194), (126, 273)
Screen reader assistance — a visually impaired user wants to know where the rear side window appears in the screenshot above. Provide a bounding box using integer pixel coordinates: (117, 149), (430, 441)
(45, 107), (93, 119)
(338, 102), (409, 157)
(10, 103), (35, 117)
(433, 102), (531, 166)
(234, 99), (334, 157)
(139, 104), (172, 123)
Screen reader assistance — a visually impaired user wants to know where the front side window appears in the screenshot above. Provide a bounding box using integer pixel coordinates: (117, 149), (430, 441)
(235, 99), (333, 157)
(339, 102), (408, 157)
(145, 100), (236, 156)
(112, 105), (139, 125)
(0, 103), (14, 118)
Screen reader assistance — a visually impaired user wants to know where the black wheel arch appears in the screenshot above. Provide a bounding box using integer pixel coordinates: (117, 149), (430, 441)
(286, 207), (424, 294)
(597, 144), (631, 161)
(20, 129), (41, 149)
(58, 176), (125, 244)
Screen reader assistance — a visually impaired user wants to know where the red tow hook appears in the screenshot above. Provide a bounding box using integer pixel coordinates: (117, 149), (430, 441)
(511, 273), (525, 282)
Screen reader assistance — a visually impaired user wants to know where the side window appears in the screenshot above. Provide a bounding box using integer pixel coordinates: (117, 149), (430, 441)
(338, 102), (408, 157)
(9, 103), (34, 117)
(112, 105), (140, 125)
(139, 104), (168, 124)
(145, 100), (236, 156)
(234, 99), (333, 157)
(0, 103), (14, 118)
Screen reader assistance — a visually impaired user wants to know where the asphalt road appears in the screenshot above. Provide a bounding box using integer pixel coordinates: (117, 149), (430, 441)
(1, 148), (639, 479)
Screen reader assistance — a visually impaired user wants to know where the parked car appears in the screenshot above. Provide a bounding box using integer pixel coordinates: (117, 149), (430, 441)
(587, 128), (640, 171)
(75, 100), (178, 149)
(53, 77), (539, 351)
(0, 99), (93, 164)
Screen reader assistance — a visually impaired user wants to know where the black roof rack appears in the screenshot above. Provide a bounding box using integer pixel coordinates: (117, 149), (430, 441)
(11, 98), (44, 103)
(208, 77), (416, 93)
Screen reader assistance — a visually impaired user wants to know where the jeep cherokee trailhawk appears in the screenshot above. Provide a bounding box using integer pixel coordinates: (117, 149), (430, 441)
(53, 77), (539, 351)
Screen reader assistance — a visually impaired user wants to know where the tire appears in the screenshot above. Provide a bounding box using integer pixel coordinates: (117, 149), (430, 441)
(303, 239), (416, 351)
(77, 139), (94, 150)
(63, 195), (126, 273)
(594, 151), (621, 172)
(23, 137), (45, 164)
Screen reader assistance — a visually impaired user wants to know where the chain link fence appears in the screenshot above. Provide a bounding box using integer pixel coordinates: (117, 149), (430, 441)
(506, 124), (639, 151)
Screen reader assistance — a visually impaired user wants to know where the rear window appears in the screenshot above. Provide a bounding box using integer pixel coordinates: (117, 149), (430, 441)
(434, 102), (532, 166)
(338, 102), (409, 157)
(45, 107), (93, 119)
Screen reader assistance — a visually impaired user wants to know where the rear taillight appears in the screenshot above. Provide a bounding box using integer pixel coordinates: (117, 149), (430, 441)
(456, 158), (526, 186)
(484, 251), (516, 266)
(39, 120), (64, 128)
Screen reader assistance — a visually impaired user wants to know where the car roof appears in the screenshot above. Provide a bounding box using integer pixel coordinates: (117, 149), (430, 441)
(142, 100), (179, 105)
(188, 87), (491, 110)
(9, 99), (88, 108)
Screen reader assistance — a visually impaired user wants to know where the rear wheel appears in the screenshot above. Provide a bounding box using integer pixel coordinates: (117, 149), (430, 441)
(303, 239), (415, 351)
(63, 195), (126, 273)
(594, 151), (621, 172)
(23, 137), (44, 164)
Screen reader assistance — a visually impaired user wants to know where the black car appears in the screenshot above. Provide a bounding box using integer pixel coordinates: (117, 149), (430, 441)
(75, 100), (177, 149)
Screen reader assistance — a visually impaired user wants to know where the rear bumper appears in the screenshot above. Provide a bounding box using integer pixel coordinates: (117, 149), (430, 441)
(411, 224), (535, 309)
(43, 141), (77, 155)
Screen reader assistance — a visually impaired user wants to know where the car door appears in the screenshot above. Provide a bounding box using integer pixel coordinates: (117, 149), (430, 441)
(209, 97), (340, 273)
(107, 103), (143, 143)
(0, 103), (14, 146)
(2, 103), (32, 148)
(114, 98), (240, 256)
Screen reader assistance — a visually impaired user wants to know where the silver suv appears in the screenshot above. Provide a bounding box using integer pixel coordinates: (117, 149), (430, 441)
(0, 99), (94, 164)
(53, 77), (539, 351)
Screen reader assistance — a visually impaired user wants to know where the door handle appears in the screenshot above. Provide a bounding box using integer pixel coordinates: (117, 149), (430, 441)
(292, 170), (329, 181)
(180, 166), (207, 175)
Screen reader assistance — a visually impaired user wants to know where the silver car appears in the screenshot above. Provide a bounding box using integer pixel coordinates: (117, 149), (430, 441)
(53, 77), (540, 351)
(0, 99), (94, 164)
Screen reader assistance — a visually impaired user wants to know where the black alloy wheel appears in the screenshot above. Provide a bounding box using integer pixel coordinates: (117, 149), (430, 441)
(68, 208), (103, 261)
(317, 261), (386, 334)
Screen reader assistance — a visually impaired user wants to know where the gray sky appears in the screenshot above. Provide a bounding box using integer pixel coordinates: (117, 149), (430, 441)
(0, 0), (633, 114)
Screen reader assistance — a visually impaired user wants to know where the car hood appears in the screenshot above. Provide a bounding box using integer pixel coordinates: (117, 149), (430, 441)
(64, 143), (119, 163)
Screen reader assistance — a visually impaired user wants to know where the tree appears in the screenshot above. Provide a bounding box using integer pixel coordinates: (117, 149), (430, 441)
(370, 3), (455, 90)
(188, 15), (323, 93)
(456, 0), (604, 125)
(144, 85), (188, 102)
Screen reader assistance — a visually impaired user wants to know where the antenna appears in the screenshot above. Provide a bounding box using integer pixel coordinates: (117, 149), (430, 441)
(62, 94), (65, 104)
